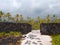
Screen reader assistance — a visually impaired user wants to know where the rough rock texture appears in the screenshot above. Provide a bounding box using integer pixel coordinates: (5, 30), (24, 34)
(0, 22), (32, 34)
(40, 23), (60, 35)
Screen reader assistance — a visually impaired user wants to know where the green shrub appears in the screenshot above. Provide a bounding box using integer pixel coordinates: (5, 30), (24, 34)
(0, 31), (22, 38)
(52, 35), (60, 45)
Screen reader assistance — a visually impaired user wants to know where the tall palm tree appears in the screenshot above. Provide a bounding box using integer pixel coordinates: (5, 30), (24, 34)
(0, 11), (4, 17)
(52, 14), (57, 23)
(27, 16), (31, 21)
(46, 14), (51, 23)
(27, 16), (31, 24)
(0, 11), (4, 21)
(5, 12), (11, 21)
(15, 14), (19, 22)
(20, 15), (24, 23)
(37, 16), (41, 23)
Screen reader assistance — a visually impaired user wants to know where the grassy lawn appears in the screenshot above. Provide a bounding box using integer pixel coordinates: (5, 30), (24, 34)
(52, 35), (60, 45)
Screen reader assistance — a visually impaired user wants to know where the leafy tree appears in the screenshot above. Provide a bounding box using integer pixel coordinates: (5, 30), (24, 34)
(37, 16), (41, 23)
(36, 16), (42, 29)
(27, 16), (31, 24)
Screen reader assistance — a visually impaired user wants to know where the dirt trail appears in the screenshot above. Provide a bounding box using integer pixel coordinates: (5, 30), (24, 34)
(21, 30), (52, 45)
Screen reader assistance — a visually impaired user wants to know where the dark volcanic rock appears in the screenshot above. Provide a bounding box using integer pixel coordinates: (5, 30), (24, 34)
(0, 22), (32, 34)
(40, 23), (60, 35)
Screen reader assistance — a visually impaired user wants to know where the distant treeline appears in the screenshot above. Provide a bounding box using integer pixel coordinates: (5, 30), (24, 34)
(0, 11), (60, 30)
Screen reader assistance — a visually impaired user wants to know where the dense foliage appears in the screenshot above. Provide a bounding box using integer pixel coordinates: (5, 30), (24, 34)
(52, 35), (60, 45)
(0, 31), (22, 38)
(0, 11), (60, 30)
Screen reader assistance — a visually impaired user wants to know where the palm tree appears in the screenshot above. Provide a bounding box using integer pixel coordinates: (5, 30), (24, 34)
(0, 11), (4, 17)
(20, 15), (24, 23)
(37, 16), (41, 23)
(46, 14), (51, 23)
(15, 14), (19, 22)
(27, 16), (31, 24)
(52, 14), (57, 23)
(0, 11), (4, 21)
(5, 12), (11, 21)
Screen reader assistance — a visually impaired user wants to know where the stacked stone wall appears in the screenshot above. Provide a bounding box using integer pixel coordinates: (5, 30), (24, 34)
(0, 22), (32, 34)
(40, 23), (60, 35)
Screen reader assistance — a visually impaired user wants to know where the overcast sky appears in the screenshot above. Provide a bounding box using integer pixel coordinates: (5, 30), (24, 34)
(0, 0), (60, 18)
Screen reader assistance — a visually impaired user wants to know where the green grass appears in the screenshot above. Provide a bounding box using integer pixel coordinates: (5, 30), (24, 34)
(52, 35), (60, 45)
(0, 31), (22, 38)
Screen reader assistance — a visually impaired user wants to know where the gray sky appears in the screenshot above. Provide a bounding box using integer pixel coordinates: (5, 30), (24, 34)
(0, 0), (60, 18)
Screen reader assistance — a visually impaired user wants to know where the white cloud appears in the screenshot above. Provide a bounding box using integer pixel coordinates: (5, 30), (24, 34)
(0, 0), (22, 11)
(12, 0), (21, 9)
(0, 0), (60, 18)
(49, 4), (54, 9)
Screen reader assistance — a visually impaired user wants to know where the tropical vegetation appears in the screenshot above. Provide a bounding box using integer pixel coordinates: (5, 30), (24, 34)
(0, 11), (60, 30)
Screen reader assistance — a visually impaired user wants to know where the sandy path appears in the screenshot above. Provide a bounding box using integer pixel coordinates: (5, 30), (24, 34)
(21, 30), (52, 45)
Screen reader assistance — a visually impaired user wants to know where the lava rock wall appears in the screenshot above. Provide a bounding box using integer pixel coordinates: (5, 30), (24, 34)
(40, 23), (60, 35)
(0, 22), (32, 34)
(20, 23), (32, 34)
